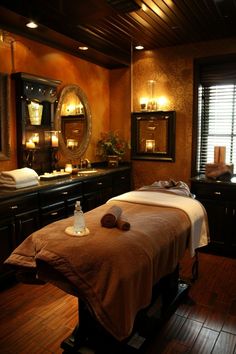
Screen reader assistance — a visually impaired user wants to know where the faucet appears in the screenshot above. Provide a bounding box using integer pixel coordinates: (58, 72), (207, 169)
(80, 158), (91, 169)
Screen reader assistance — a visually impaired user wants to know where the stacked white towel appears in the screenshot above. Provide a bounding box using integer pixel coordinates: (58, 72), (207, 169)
(0, 167), (39, 189)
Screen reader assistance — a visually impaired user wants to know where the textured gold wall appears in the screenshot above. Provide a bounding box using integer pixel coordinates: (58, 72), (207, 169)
(132, 37), (236, 188)
(1, 30), (236, 190)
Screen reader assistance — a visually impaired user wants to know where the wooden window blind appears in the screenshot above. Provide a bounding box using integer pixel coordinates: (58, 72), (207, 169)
(197, 61), (236, 174)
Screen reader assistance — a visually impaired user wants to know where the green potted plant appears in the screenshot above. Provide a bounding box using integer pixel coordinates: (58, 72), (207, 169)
(97, 131), (129, 166)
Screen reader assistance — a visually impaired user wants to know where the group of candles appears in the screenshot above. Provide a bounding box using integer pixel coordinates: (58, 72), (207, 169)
(25, 132), (59, 149)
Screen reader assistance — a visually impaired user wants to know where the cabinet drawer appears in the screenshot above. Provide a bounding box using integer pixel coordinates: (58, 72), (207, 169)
(192, 182), (236, 201)
(40, 202), (66, 226)
(83, 175), (112, 193)
(0, 192), (39, 218)
(39, 182), (82, 207)
(112, 170), (131, 196)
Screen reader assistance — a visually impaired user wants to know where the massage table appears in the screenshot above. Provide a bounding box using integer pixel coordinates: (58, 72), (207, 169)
(4, 189), (209, 353)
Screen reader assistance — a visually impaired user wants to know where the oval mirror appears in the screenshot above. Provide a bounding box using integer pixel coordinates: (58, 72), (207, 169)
(55, 85), (92, 160)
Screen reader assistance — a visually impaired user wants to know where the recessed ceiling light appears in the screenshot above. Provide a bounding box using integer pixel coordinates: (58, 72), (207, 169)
(26, 21), (38, 29)
(78, 46), (88, 51)
(135, 45), (144, 50)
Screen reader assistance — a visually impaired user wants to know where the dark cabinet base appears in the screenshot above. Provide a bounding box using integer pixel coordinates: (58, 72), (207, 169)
(191, 177), (236, 258)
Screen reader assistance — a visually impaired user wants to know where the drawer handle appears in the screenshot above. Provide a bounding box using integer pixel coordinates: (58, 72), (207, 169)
(121, 176), (125, 180)
(62, 191), (68, 195)
(214, 191), (221, 195)
(11, 205), (18, 210)
(50, 211), (58, 216)
(97, 182), (103, 185)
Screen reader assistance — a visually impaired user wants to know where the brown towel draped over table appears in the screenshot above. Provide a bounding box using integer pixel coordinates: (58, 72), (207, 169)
(5, 200), (193, 341)
(4, 191), (209, 341)
(100, 205), (122, 228)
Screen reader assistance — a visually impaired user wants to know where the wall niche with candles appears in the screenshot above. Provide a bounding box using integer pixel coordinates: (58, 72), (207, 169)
(12, 72), (61, 174)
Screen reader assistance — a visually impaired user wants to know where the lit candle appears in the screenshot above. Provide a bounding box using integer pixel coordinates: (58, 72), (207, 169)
(32, 133), (39, 144)
(65, 164), (72, 173)
(145, 139), (155, 152)
(26, 140), (35, 149)
(67, 139), (75, 149)
(51, 134), (59, 147)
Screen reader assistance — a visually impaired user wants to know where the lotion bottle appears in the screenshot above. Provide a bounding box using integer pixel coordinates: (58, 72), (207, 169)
(73, 200), (86, 233)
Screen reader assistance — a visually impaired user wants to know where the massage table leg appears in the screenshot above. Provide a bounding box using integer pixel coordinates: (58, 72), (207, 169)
(60, 266), (190, 353)
(191, 250), (199, 282)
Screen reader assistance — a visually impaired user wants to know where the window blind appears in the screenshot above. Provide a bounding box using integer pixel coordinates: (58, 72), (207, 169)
(196, 60), (236, 174)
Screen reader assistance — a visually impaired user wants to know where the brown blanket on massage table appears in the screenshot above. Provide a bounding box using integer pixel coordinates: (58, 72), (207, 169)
(5, 200), (191, 341)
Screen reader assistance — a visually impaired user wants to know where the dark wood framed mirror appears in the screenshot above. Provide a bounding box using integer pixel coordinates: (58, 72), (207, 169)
(0, 73), (10, 160)
(55, 85), (92, 160)
(131, 111), (176, 162)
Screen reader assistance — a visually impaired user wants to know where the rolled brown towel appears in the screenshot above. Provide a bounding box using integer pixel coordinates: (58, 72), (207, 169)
(116, 216), (130, 231)
(101, 205), (122, 228)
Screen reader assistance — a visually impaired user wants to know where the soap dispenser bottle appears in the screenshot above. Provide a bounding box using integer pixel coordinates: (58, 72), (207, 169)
(73, 200), (86, 234)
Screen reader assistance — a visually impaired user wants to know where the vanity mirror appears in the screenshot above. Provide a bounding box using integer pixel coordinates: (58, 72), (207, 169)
(131, 111), (176, 162)
(55, 85), (92, 160)
(0, 73), (10, 160)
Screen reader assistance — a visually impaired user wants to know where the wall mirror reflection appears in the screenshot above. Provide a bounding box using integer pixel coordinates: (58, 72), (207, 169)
(55, 85), (92, 160)
(0, 73), (10, 160)
(131, 111), (176, 161)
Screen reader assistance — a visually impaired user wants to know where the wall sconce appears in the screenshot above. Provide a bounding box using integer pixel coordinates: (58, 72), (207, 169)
(147, 80), (157, 111)
(28, 100), (43, 125)
(145, 139), (155, 152)
(156, 96), (169, 110)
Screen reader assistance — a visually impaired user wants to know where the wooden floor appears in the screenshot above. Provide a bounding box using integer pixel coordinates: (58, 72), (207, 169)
(0, 252), (236, 354)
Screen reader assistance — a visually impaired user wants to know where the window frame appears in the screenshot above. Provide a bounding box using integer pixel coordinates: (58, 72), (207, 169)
(192, 54), (236, 177)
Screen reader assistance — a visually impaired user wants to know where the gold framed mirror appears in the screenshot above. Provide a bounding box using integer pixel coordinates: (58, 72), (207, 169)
(55, 85), (92, 160)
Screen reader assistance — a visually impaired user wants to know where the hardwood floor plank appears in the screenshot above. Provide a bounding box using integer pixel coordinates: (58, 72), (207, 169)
(211, 331), (236, 354)
(203, 301), (229, 332)
(189, 327), (219, 353)
(187, 304), (210, 323)
(174, 318), (203, 346)
(222, 315), (236, 335)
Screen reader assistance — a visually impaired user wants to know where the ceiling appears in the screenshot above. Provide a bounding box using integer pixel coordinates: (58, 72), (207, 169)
(0, 0), (236, 69)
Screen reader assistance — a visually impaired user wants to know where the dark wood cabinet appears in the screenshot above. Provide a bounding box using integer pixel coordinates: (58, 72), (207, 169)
(112, 169), (131, 197)
(83, 175), (113, 211)
(0, 192), (40, 284)
(191, 177), (236, 257)
(39, 182), (83, 226)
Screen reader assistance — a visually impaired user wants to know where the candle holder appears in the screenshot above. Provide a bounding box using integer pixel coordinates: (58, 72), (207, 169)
(50, 147), (59, 170)
(24, 148), (37, 168)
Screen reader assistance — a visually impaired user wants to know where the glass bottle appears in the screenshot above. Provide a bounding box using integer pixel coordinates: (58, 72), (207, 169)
(73, 200), (86, 233)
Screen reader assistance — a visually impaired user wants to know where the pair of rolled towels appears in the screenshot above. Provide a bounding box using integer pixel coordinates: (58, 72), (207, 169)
(101, 205), (130, 231)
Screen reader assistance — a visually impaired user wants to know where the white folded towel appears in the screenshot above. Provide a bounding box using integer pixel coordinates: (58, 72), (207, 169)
(0, 179), (39, 190)
(0, 167), (39, 186)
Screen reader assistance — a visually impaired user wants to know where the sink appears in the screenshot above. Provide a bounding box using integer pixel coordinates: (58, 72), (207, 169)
(77, 169), (98, 175)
